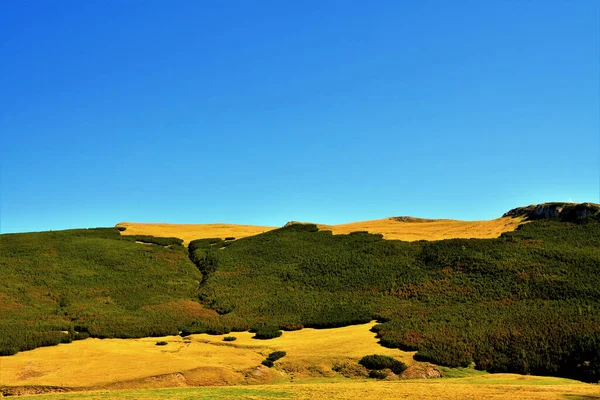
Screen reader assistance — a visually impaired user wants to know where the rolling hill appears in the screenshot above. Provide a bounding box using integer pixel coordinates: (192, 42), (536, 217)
(1, 202), (599, 391)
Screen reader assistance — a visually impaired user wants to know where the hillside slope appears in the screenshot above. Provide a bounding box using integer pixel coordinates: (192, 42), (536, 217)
(187, 218), (600, 382)
(0, 228), (209, 355)
(2, 204), (599, 384)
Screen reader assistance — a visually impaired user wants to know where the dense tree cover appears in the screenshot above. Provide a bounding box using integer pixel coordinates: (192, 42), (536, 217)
(1, 218), (599, 383)
(0, 228), (203, 355)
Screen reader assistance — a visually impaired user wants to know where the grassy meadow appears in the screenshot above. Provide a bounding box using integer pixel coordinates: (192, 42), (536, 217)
(2, 323), (599, 399)
(8, 376), (600, 400)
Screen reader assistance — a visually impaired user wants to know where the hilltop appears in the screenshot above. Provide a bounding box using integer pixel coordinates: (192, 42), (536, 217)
(116, 214), (523, 244)
(115, 222), (276, 245)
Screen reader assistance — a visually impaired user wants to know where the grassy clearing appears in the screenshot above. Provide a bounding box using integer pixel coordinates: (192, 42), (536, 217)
(0, 322), (410, 388)
(4, 322), (598, 400)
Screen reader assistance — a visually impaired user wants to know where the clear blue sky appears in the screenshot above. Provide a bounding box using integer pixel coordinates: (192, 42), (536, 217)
(1, 1), (599, 234)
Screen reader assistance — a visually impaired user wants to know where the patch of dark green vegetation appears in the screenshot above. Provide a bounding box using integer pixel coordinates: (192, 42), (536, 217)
(359, 354), (408, 375)
(0, 228), (203, 355)
(116, 226), (127, 231)
(223, 336), (237, 342)
(155, 341), (168, 346)
(262, 351), (286, 367)
(253, 325), (283, 340)
(1, 215), (600, 383)
(368, 369), (389, 379)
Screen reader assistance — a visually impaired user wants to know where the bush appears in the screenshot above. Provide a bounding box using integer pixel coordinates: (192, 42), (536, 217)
(253, 325), (283, 340)
(116, 226), (127, 231)
(261, 351), (286, 368)
(261, 359), (274, 367)
(359, 355), (407, 375)
(267, 351), (286, 362)
(225, 237), (235, 241)
(205, 326), (231, 335)
(369, 370), (388, 379)
(71, 332), (89, 341)
(223, 336), (237, 342)
(155, 341), (168, 346)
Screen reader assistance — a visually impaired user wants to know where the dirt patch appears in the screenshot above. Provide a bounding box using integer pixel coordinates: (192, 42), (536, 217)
(0, 386), (71, 396)
(242, 365), (280, 384)
(332, 360), (369, 378)
(400, 362), (443, 379)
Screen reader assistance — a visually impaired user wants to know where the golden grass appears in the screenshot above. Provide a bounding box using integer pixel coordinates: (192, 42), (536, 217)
(4, 322), (598, 399)
(12, 377), (600, 400)
(320, 216), (523, 241)
(116, 217), (522, 245)
(0, 322), (410, 388)
(116, 222), (276, 245)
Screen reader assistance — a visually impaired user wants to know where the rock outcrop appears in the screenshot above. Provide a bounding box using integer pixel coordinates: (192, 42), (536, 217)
(503, 202), (600, 222)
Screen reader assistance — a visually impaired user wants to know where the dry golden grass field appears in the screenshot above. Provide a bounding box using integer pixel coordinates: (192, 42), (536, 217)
(3, 323), (599, 399)
(115, 222), (276, 244)
(0, 322), (410, 389)
(11, 378), (600, 400)
(321, 216), (523, 241)
(116, 216), (522, 244)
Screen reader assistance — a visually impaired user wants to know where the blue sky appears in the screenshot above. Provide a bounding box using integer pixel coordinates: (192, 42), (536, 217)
(1, 1), (599, 233)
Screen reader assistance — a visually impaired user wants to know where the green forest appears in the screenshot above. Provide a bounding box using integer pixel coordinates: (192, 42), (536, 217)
(1, 213), (599, 382)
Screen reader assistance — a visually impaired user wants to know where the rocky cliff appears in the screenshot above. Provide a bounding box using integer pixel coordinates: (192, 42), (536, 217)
(503, 202), (600, 221)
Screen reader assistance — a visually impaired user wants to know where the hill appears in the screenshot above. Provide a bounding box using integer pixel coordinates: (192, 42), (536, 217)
(115, 222), (275, 245)
(1, 203), (599, 385)
(0, 228), (208, 355)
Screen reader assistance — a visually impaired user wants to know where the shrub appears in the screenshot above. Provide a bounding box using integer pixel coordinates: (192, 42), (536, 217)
(71, 332), (89, 341)
(225, 237), (235, 241)
(155, 341), (168, 346)
(261, 350), (286, 367)
(359, 355), (407, 375)
(223, 336), (237, 342)
(253, 325), (282, 340)
(205, 326), (231, 335)
(267, 351), (286, 362)
(369, 370), (388, 379)
(116, 226), (127, 231)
